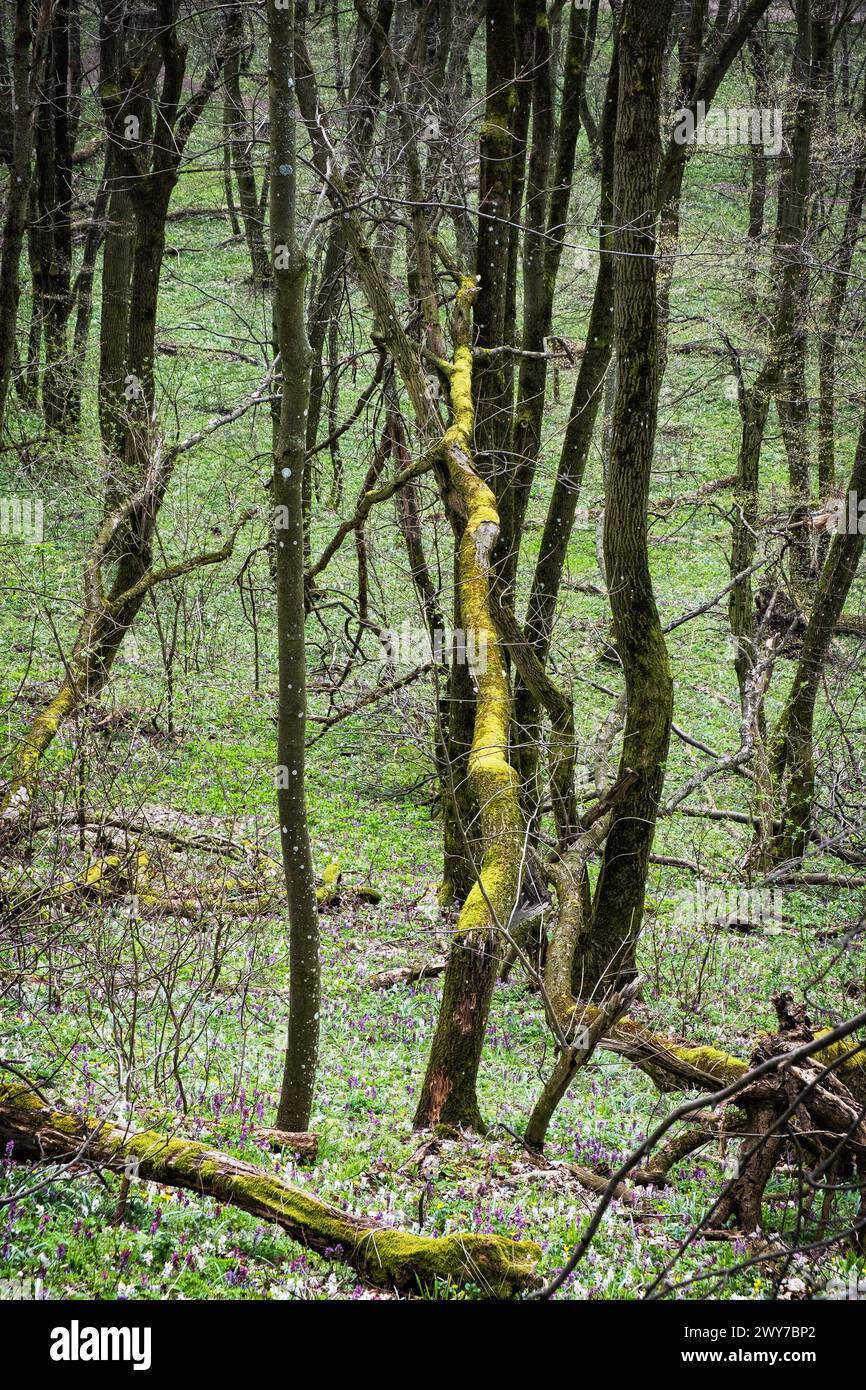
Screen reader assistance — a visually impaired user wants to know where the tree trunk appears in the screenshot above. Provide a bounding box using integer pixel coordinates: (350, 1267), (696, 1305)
(505, 0), (586, 594)
(472, 0), (517, 503)
(37, 0), (78, 432)
(728, 372), (773, 709)
(414, 281), (524, 1132)
(774, 0), (821, 599)
(97, 147), (134, 460)
(269, 0), (321, 1134)
(226, 4), (269, 286)
(512, 35), (618, 815)
(770, 401), (866, 861)
(817, 83), (866, 496)
(0, 0), (44, 436)
(583, 0), (676, 991)
(67, 164), (111, 427)
(727, 0), (826, 708)
(745, 25), (770, 283)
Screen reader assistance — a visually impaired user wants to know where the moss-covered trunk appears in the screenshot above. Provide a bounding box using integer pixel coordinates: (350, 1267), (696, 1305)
(0, 1084), (541, 1296)
(414, 282), (524, 1132)
(584, 0), (675, 992)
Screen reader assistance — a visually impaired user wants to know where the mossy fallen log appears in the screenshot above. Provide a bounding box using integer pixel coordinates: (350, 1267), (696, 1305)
(597, 1009), (866, 1101)
(0, 1085), (541, 1297)
(314, 860), (382, 908)
(316, 859), (343, 906)
(4, 852), (152, 925)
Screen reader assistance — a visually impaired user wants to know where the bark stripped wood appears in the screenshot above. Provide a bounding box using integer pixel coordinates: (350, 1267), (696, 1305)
(254, 1127), (319, 1159)
(367, 958), (447, 991)
(710, 994), (866, 1246)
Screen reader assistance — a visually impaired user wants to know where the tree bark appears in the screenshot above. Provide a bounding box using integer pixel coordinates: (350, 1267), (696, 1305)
(269, 0), (321, 1133)
(584, 0), (675, 991)
(0, 0), (46, 436)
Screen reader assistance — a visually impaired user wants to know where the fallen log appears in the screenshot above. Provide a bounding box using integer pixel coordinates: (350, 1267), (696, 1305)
(253, 1127), (318, 1160)
(368, 958), (447, 990)
(0, 1085), (540, 1297)
(710, 995), (866, 1247)
(596, 1008), (866, 1099)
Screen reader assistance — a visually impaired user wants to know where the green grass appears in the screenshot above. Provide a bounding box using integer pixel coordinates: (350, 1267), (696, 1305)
(1, 43), (866, 1300)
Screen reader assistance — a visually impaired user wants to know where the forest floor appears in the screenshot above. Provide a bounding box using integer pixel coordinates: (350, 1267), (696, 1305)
(2, 106), (865, 1299)
(1, 857), (864, 1299)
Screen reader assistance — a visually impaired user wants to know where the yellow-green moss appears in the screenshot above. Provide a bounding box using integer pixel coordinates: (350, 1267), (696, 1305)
(352, 1228), (541, 1296)
(437, 280), (523, 948)
(0, 1084), (540, 1297)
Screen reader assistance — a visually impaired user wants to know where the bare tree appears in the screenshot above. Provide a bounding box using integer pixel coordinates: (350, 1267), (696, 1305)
(269, 0), (321, 1132)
